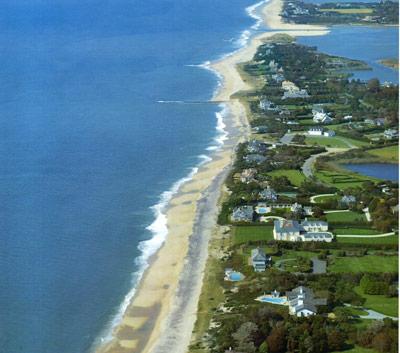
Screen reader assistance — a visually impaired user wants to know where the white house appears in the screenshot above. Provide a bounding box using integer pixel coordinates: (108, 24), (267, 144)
(313, 112), (333, 124)
(286, 286), (326, 317)
(323, 130), (335, 137)
(251, 247), (271, 272)
(308, 127), (324, 136)
(273, 219), (332, 242)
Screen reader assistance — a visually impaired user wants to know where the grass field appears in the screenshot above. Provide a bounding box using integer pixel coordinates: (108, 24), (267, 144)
(233, 225), (274, 245)
(337, 234), (398, 245)
(312, 194), (338, 203)
(306, 136), (349, 148)
(333, 228), (381, 235)
(267, 169), (306, 187)
(320, 8), (373, 14)
(354, 286), (398, 317)
(315, 169), (374, 190)
(328, 255), (398, 273)
(326, 211), (366, 223)
(368, 145), (399, 162)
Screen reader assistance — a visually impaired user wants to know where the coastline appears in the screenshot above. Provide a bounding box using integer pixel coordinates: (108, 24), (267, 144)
(95, 0), (329, 353)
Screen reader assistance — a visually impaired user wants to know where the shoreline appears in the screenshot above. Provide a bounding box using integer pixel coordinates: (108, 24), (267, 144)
(95, 0), (329, 352)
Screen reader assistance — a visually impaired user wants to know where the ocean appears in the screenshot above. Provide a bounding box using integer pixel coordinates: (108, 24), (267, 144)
(0, 1), (263, 352)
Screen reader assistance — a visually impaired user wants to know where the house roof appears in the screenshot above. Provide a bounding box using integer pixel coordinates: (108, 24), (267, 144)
(251, 247), (268, 261)
(301, 220), (328, 227)
(274, 219), (301, 233)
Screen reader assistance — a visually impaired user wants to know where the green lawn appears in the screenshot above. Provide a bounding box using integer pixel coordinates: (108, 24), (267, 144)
(321, 7), (373, 14)
(312, 194), (338, 203)
(354, 286), (399, 317)
(368, 145), (399, 162)
(337, 234), (398, 245)
(328, 255), (398, 273)
(267, 169), (306, 187)
(315, 169), (376, 190)
(233, 225), (274, 245)
(333, 228), (381, 235)
(326, 211), (366, 223)
(306, 136), (349, 148)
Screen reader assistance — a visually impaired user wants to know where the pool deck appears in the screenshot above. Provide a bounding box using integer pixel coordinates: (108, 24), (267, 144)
(255, 294), (289, 305)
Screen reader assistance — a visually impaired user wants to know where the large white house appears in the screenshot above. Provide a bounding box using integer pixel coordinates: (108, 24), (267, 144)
(287, 286), (327, 317)
(273, 219), (332, 242)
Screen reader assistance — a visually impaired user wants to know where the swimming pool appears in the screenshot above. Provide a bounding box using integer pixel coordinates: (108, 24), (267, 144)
(228, 272), (244, 281)
(260, 296), (287, 304)
(257, 207), (268, 214)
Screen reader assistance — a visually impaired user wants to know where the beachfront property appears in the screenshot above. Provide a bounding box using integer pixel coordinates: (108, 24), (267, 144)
(231, 206), (254, 222)
(247, 139), (269, 154)
(244, 154), (267, 164)
(259, 187), (278, 201)
(273, 219), (333, 242)
(286, 286), (327, 317)
(240, 168), (257, 184)
(251, 247), (271, 272)
(384, 129), (399, 140)
(259, 99), (278, 111)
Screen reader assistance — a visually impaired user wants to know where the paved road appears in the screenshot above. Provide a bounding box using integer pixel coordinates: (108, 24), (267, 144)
(310, 193), (336, 203)
(336, 232), (395, 238)
(311, 257), (327, 274)
(301, 148), (346, 178)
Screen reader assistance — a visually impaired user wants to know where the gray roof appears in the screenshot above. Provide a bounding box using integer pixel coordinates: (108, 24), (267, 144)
(301, 220), (328, 227)
(251, 247), (268, 261)
(303, 232), (332, 239)
(294, 301), (317, 313)
(274, 219), (301, 233)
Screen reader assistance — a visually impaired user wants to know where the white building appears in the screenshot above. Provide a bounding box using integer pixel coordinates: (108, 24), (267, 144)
(286, 286), (326, 317)
(308, 127), (324, 136)
(273, 219), (332, 242)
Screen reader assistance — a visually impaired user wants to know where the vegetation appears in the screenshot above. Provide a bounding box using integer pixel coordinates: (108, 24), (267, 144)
(328, 255), (398, 273)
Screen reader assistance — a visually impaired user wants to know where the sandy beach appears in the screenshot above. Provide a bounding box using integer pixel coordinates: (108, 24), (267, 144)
(95, 1), (328, 353)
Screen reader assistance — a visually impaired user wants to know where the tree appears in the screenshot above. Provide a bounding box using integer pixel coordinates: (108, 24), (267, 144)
(367, 78), (380, 93)
(327, 328), (347, 351)
(232, 322), (258, 353)
(372, 332), (393, 353)
(266, 326), (287, 353)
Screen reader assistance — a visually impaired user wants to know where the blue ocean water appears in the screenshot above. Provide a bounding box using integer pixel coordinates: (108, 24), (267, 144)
(0, 1), (262, 353)
(298, 26), (399, 83)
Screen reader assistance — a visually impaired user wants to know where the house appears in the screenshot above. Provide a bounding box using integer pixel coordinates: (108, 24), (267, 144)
(290, 202), (303, 214)
(271, 73), (285, 83)
(340, 195), (356, 206)
(384, 129), (398, 140)
(308, 127), (324, 136)
(244, 154), (267, 164)
(247, 139), (269, 154)
(251, 247), (271, 272)
(364, 118), (375, 125)
(286, 286), (326, 317)
(282, 89), (309, 100)
(259, 99), (278, 111)
(376, 118), (385, 127)
(323, 130), (335, 137)
(303, 206), (313, 216)
(313, 112), (333, 124)
(259, 187), (278, 201)
(343, 115), (353, 121)
(240, 168), (257, 184)
(273, 219), (332, 242)
(231, 206), (254, 222)
(301, 219), (329, 232)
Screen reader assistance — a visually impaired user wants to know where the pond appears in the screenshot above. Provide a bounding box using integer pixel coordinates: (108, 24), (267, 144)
(343, 163), (399, 182)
